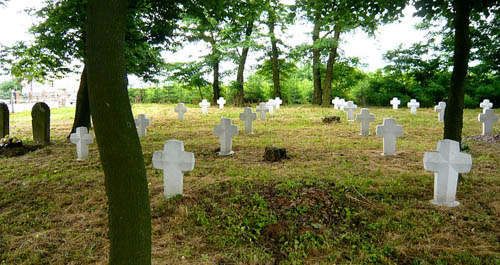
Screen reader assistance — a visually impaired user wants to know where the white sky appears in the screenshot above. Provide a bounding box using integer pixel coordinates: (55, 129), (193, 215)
(0, 1), (427, 89)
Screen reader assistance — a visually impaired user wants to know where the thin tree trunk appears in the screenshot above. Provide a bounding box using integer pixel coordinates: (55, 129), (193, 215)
(212, 50), (220, 103)
(86, 1), (151, 264)
(312, 17), (322, 105)
(236, 21), (254, 106)
(444, 0), (471, 143)
(322, 27), (341, 107)
(68, 65), (91, 138)
(197, 85), (203, 99)
(268, 12), (280, 99)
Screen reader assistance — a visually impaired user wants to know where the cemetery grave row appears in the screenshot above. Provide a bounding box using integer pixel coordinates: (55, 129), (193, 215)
(1, 97), (497, 208)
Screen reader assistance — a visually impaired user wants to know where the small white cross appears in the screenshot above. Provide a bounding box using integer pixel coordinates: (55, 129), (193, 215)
(355, 108), (375, 136)
(174, 103), (187, 121)
(199, 99), (210, 114)
(480, 99), (493, 110)
(343, 101), (358, 121)
(134, 114), (150, 138)
(478, 109), (498, 136)
(256, 102), (269, 121)
(390, 97), (401, 110)
(214, 118), (238, 156)
(217, 97), (226, 109)
(339, 98), (346, 111)
(407, 99), (420, 114)
(423, 139), (472, 207)
(239, 107), (257, 134)
(69, 127), (94, 161)
(274, 97), (283, 109)
(434, 101), (446, 122)
(152, 139), (195, 198)
(266, 99), (275, 115)
(332, 97), (342, 110)
(376, 118), (403, 156)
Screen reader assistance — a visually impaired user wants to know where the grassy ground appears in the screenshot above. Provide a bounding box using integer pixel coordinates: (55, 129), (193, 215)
(1, 104), (499, 265)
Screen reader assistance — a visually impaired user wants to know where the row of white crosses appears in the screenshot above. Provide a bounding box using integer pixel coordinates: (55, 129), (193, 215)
(197, 97), (282, 115)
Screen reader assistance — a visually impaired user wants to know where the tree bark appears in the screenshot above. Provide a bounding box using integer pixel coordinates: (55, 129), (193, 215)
(322, 27), (341, 107)
(444, 0), (471, 143)
(268, 13), (281, 99)
(235, 21), (254, 106)
(312, 17), (322, 105)
(211, 43), (221, 103)
(86, 1), (151, 264)
(68, 65), (91, 137)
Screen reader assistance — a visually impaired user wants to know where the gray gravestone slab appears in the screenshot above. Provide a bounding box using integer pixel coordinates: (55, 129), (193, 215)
(32, 102), (50, 145)
(0, 102), (9, 137)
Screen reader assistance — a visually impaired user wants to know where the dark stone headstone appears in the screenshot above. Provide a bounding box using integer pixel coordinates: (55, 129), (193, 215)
(263, 147), (289, 162)
(0, 102), (8, 137)
(32, 102), (50, 145)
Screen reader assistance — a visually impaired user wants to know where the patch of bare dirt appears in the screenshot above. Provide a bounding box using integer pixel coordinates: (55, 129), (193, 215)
(0, 145), (44, 158)
(467, 134), (500, 143)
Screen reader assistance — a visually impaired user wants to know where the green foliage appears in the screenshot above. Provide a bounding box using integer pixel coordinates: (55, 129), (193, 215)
(0, 79), (22, 94)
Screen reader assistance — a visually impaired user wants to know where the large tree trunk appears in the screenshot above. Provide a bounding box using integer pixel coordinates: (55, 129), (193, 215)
(312, 17), (322, 105)
(268, 13), (281, 99)
(86, 1), (151, 264)
(444, 0), (471, 142)
(68, 65), (91, 137)
(235, 21), (254, 106)
(322, 28), (341, 107)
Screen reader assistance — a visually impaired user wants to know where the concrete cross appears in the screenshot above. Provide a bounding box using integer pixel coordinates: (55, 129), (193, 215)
(339, 98), (346, 111)
(434, 101), (446, 122)
(266, 99), (275, 115)
(199, 99), (210, 114)
(423, 139), (472, 207)
(478, 109), (498, 136)
(390, 97), (401, 110)
(332, 97), (342, 110)
(355, 108), (375, 136)
(343, 101), (358, 121)
(407, 99), (420, 114)
(480, 99), (493, 110)
(274, 97), (283, 109)
(134, 114), (150, 138)
(239, 107), (257, 134)
(217, 97), (226, 109)
(256, 103), (270, 121)
(214, 118), (238, 156)
(152, 139), (195, 198)
(69, 127), (94, 161)
(376, 118), (403, 156)
(174, 103), (187, 121)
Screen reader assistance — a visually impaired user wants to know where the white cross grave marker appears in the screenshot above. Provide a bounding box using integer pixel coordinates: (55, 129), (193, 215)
(478, 109), (498, 136)
(339, 98), (346, 111)
(434, 101), (446, 122)
(256, 102), (270, 121)
(376, 118), (403, 156)
(274, 97), (283, 109)
(355, 108), (375, 136)
(423, 139), (472, 207)
(69, 127), (94, 161)
(152, 139), (195, 198)
(332, 97), (342, 110)
(239, 107), (257, 134)
(217, 97), (226, 109)
(407, 99), (420, 114)
(134, 114), (150, 138)
(390, 97), (401, 110)
(344, 101), (358, 121)
(480, 99), (493, 110)
(266, 99), (275, 115)
(199, 99), (210, 114)
(174, 103), (187, 121)
(214, 118), (238, 156)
